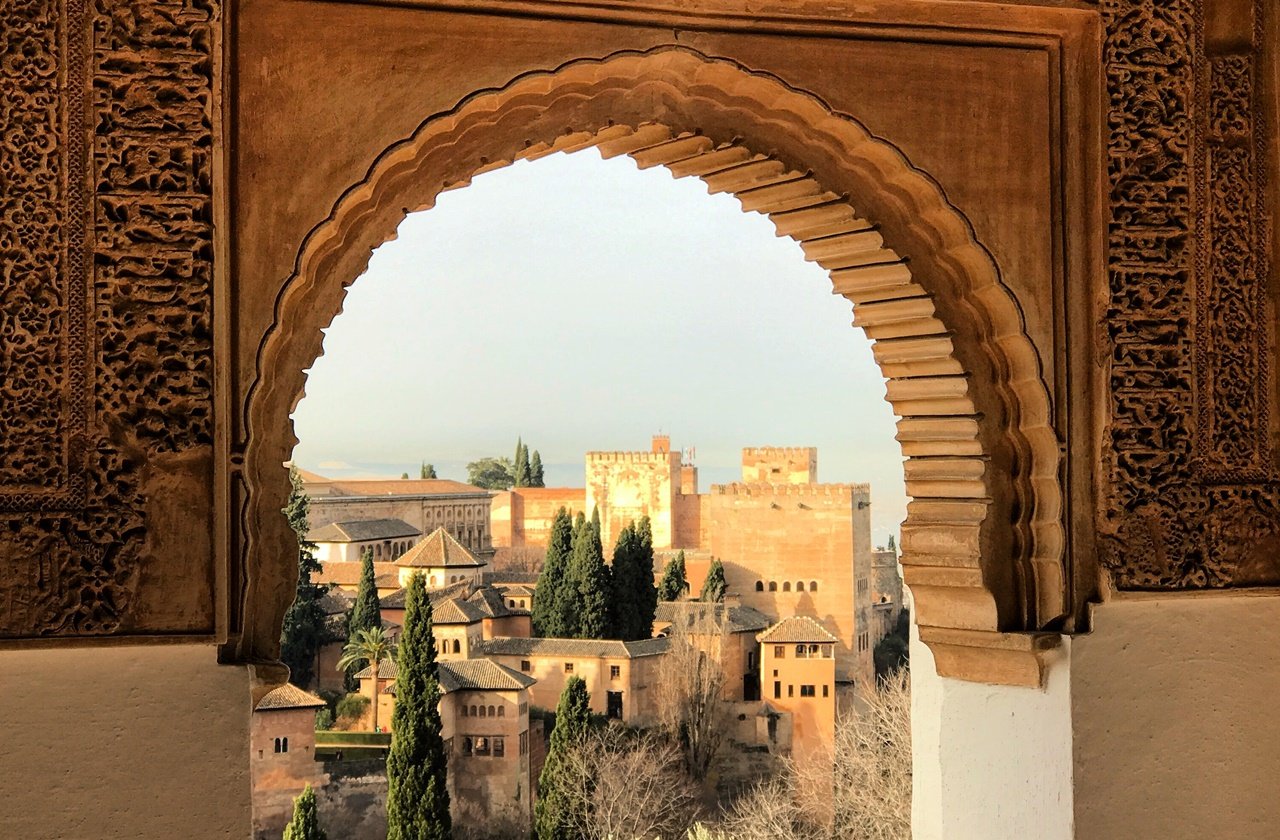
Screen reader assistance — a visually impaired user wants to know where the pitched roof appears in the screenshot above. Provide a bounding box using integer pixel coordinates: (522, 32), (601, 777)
(314, 560), (400, 589)
(432, 597), (487, 625)
(354, 659), (399, 680)
(481, 636), (670, 659)
(306, 478), (490, 498)
(467, 585), (526, 619)
(497, 584), (535, 598)
(396, 528), (484, 569)
(382, 579), (472, 609)
(256, 683), (327, 711)
(654, 601), (772, 634)
(307, 518), (421, 543)
(317, 587), (354, 615)
(438, 659), (537, 693)
(757, 616), (839, 644)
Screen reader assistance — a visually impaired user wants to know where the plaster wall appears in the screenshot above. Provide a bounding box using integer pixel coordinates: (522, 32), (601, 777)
(0, 645), (250, 840)
(1071, 593), (1280, 839)
(586, 451), (681, 552)
(910, 622), (1074, 840)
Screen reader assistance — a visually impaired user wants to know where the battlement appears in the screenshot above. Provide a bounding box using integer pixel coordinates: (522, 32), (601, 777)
(741, 446), (818, 456)
(586, 451), (679, 465)
(710, 482), (869, 497)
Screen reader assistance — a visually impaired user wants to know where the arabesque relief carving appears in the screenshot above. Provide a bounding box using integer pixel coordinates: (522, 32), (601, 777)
(0, 0), (217, 637)
(1100, 0), (1280, 589)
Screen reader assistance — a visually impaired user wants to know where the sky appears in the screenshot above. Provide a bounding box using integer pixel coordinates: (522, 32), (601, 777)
(291, 149), (907, 544)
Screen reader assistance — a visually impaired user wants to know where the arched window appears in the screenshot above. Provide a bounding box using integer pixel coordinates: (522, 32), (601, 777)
(281, 737), (289, 753)
(430, 575), (438, 586)
(273, 738), (281, 753)
(796, 581), (805, 592)
(755, 581), (764, 592)
(809, 644), (820, 656)
(452, 640), (461, 654)
(810, 581), (818, 592)
(469, 705), (477, 716)
(768, 582), (777, 592)
(488, 705), (496, 717)
(461, 705), (468, 717)
(497, 706), (505, 717)
(479, 705), (487, 718)
(796, 644), (807, 658)
(783, 582), (791, 592)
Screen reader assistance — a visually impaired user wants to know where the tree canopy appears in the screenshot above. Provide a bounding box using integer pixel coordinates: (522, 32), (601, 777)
(700, 558), (727, 603)
(657, 550), (690, 602)
(609, 521), (658, 640)
(420, 462), (437, 479)
(532, 508), (573, 637)
(280, 465), (328, 687)
(565, 510), (613, 639)
(534, 677), (594, 840)
(466, 456), (516, 490)
(283, 784), (327, 840)
(386, 574), (451, 840)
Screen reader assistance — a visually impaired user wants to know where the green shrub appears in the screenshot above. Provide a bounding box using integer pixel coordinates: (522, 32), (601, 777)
(336, 692), (370, 723)
(315, 708), (334, 731)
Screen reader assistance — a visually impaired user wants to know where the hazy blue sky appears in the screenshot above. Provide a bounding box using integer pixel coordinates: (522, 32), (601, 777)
(291, 149), (906, 544)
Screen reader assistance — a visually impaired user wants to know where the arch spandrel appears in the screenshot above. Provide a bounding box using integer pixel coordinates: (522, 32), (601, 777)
(239, 48), (1065, 686)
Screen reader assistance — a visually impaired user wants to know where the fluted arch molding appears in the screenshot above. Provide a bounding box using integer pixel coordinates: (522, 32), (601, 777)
(240, 46), (1064, 685)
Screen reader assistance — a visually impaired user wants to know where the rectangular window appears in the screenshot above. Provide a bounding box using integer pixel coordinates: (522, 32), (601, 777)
(474, 737), (490, 756)
(823, 684), (829, 698)
(788, 684), (794, 698)
(774, 645), (785, 659)
(520, 660), (531, 673)
(564, 662), (574, 673)
(610, 665), (621, 680)
(493, 737), (505, 758)
(800, 685), (815, 698)
(519, 731), (528, 756)
(774, 681), (782, 699)
(607, 691), (624, 720)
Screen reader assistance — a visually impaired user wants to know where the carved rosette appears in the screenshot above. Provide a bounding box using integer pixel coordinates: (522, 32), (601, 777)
(0, 0), (216, 637)
(1100, 0), (1280, 588)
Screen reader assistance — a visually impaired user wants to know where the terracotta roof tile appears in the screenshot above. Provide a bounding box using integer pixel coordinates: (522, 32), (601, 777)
(306, 478), (490, 498)
(757, 616), (839, 644)
(438, 660), (536, 693)
(314, 560), (398, 588)
(256, 683), (327, 711)
(396, 528), (484, 569)
(354, 659), (398, 680)
(432, 597), (487, 625)
(307, 518), (421, 543)
(481, 636), (670, 659)
(654, 601), (772, 634)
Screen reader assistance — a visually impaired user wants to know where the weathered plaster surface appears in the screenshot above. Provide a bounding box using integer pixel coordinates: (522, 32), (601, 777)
(912, 620), (1074, 840)
(0, 646), (250, 839)
(1072, 594), (1280, 839)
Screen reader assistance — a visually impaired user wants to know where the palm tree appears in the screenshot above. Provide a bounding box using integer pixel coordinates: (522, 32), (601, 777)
(337, 626), (397, 732)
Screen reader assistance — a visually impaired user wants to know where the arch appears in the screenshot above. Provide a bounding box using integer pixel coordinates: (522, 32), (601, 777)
(755, 581), (764, 592)
(768, 582), (778, 593)
(795, 581), (805, 592)
(810, 581), (819, 592)
(452, 639), (461, 654)
(783, 582), (791, 593)
(241, 46), (1063, 685)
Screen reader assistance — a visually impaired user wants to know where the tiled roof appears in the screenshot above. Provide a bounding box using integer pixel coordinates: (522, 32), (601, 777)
(306, 478), (490, 498)
(757, 616), (839, 644)
(397, 528), (484, 569)
(317, 587), (353, 615)
(481, 636), (670, 659)
(382, 579), (472, 610)
(654, 601), (772, 634)
(314, 561), (399, 588)
(497, 584), (535, 598)
(354, 659), (399, 680)
(438, 659), (537, 693)
(482, 568), (541, 585)
(256, 683), (327, 711)
(467, 586), (521, 619)
(432, 597), (487, 625)
(307, 518), (421, 543)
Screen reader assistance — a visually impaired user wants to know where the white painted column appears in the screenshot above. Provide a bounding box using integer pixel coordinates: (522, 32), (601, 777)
(911, 618), (1074, 840)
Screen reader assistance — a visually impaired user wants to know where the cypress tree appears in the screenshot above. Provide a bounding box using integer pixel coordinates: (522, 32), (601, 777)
(564, 511), (612, 639)
(530, 450), (545, 487)
(281, 465), (328, 687)
(559, 512), (587, 638)
(634, 516), (659, 635)
(386, 574), (451, 840)
(533, 508), (572, 637)
(283, 783), (327, 840)
(513, 438), (529, 487)
(345, 548), (382, 688)
(700, 558), (727, 603)
(609, 523), (642, 640)
(887, 534), (896, 554)
(420, 462), (437, 479)
(657, 550), (689, 602)
(534, 677), (594, 840)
